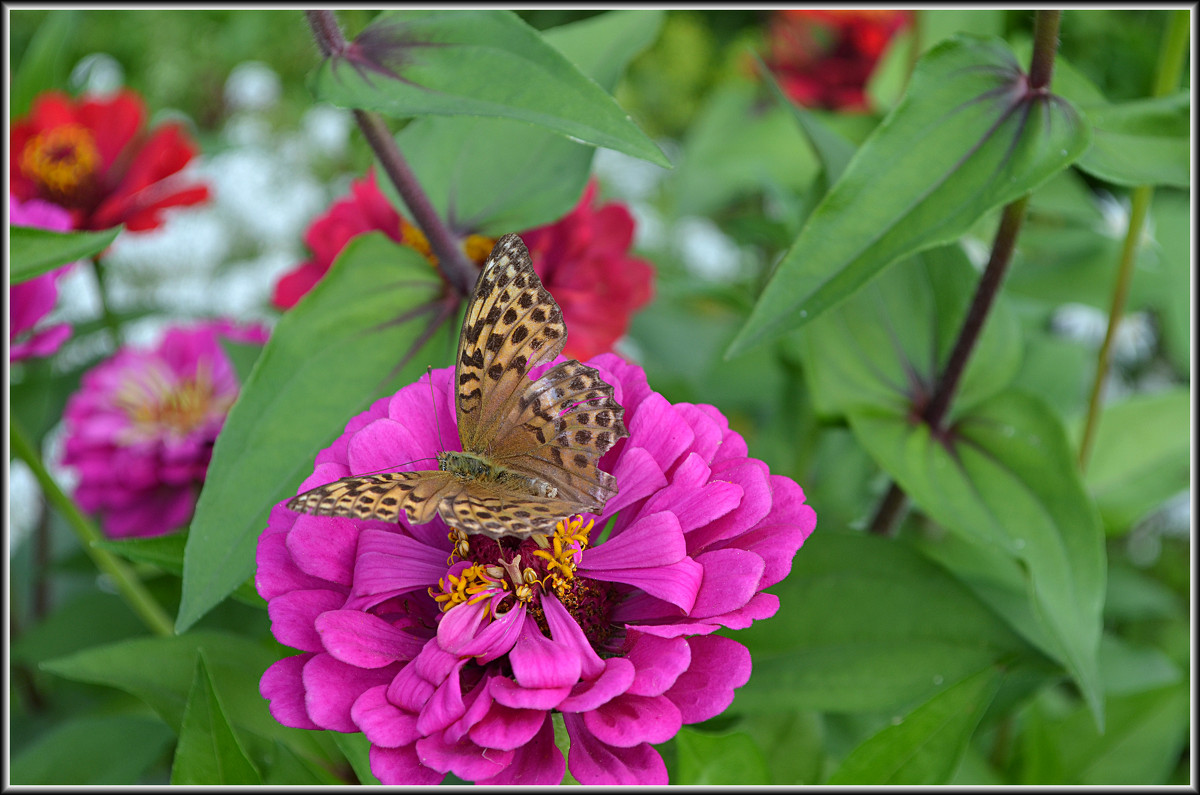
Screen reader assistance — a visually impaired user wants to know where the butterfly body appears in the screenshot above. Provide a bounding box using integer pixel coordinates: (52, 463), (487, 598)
(286, 233), (627, 540)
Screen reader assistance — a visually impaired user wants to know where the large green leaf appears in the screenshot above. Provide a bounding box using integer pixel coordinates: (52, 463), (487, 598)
(1072, 388), (1190, 535)
(674, 728), (771, 785)
(1018, 683), (1188, 784)
(310, 10), (667, 167)
(389, 10), (665, 235)
(731, 531), (1029, 714)
(177, 234), (449, 631)
(171, 651), (262, 784)
(728, 34), (1090, 356)
(798, 244), (1020, 420)
(826, 665), (1002, 784)
(10, 225), (122, 283)
(11, 715), (174, 785)
(848, 390), (1107, 724)
(40, 631), (335, 766)
(94, 531), (262, 607)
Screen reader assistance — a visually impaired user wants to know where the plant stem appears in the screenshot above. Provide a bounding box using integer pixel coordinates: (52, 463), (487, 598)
(304, 10), (478, 297)
(90, 255), (122, 347)
(1077, 9), (1189, 471)
(868, 12), (1063, 536)
(10, 421), (175, 637)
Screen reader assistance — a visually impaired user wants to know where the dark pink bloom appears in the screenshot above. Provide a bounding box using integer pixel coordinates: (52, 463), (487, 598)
(763, 10), (912, 112)
(61, 320), (268, 538)
(257, 354), (815, 784)
(10, 195), (75, 362)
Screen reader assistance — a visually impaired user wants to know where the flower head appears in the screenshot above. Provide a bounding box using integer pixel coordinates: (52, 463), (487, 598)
(257, 354), (815, 784)
(10, 89), (209, 231)
(763, 10), (912, 112)
(61, 320), (268, 538)
(272, 176), (654, 360)
(10, 195), (76, 361)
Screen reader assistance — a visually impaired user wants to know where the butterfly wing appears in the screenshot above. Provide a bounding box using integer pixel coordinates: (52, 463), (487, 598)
(438, 480), (591, 540)
(489, 359), (627, 508)
(286, 470), (461, 525)
(455, 234), (567, 454)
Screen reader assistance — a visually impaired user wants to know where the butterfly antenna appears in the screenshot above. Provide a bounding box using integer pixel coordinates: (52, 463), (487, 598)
(428, 365), (446, 452)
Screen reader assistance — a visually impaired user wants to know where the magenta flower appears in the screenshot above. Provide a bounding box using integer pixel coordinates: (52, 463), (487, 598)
(61, 320), (268, 538)
(10, 195), (76, 362)
(257, 353), (816, 784)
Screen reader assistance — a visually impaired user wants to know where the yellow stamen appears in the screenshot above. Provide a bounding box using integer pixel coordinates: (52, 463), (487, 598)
(21, 124), (101, 202)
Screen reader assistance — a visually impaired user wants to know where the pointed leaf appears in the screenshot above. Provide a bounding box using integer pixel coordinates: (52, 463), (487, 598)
(732, 531), (1028, 714)
(728, 34), (1090, 356)
(311, 10), (667, 167)
(177, 234), (448, 631)
(389, 10), (665, 234)
(848, 390), (1106, 725)
(827, 665), (1002, 784)
(10, 225), (122, 283)
(94, 531), (263, 608)
(797, 244), (1020, 419)
(756, 53), (856, 185)
(171, 651), (262, 784)
(11, 10), (78, 119)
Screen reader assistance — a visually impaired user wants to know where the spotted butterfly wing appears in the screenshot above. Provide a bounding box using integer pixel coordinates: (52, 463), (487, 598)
(287, 233), (627, 539)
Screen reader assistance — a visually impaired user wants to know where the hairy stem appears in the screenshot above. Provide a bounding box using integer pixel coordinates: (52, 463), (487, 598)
(1077, 9), (1189, 471)
(11, 422), (175, 637)
(304, 10), (477, 296)
(1027, 10), (1061, 91)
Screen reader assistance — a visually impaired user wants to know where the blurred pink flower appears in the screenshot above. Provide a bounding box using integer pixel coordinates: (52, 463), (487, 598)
(257, 354), (815, 784)
(62, 320), (268, 538)
(10, 195), (76, 362)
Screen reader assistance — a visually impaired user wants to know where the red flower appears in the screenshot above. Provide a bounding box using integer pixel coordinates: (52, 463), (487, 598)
(273, 175), (654, 361)
(10, 89), (209, 231)
(764, 10), (912, 112)
(520, 182), (653, 361)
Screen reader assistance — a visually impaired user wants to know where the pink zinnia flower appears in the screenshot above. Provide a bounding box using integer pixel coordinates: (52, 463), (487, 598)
(10, 195), (76, 362)
(272, 175), (654, 361)
(257, 354), (815, 784)
(61, 320), (268, 538)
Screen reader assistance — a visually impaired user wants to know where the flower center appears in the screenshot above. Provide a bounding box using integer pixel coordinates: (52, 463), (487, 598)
(21, 124), (102, 206)
(115, 361), (232, 438)
(398, 218), (495, 269)
(432, 516), (620, 649)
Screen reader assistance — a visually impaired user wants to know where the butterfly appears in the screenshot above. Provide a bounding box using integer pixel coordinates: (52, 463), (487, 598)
(286, 233), (628, 540)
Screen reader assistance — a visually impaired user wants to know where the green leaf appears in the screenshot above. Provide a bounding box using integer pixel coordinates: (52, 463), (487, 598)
(263, 739), (343, 785)
(177, 234), (447, 631)
(674, 727), (771, 785)
(826, 665), (1002, 784)
(848, 390), (1107, 725)
(10, 589), (147, 668)
(310, 10), (667, 167)
(756, 54), (856, 186)
(172, 651), (262, 784)
(737, 711), (824, 785)
(40, 630), (330, 764)
(94, 531), (264, 608)
(797, 245), (1020, 420)
(389, 10), (665, 234)
(728, 34), (1090, 356)
(1077, 92), (1190, 187)
(11, 10), (77, 119)
(219, 337), (265, 387)
(668, 78), (820, 218)
(10, 226), (122, 283)
(1020, 683), (1188, 784)
(11, 714), (174, 785)
(1097, 633), (1181, 695)
(732, 531), (1028, 714)
(1071, 388), (1190, 535)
